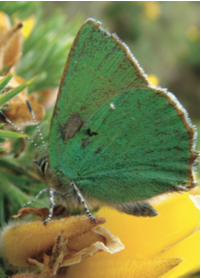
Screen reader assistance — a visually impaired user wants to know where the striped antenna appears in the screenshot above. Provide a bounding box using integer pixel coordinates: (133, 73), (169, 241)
(0, 110), (46, 157)
(26, 100), (47, 154)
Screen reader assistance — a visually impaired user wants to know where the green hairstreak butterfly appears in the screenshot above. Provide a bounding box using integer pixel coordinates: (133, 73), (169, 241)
(5, 18), (199, 223)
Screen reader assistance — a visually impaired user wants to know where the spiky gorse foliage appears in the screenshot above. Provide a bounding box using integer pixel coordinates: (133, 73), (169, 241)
(0, 5), (81, 224)
(0, 2), (82, 92)
(0, 4), (83, 277)
(0, 74), (35, 152)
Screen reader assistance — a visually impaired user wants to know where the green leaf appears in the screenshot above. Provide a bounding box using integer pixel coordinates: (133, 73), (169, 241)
(0, 129), (25, 138)
(0, 74), (13, 92)
(17, 12), (82, 92)
(0, 268), (6, 278)
(0, 137), (6, 143)
(0, 1), (42, 21)
(0, 77), (35, 107)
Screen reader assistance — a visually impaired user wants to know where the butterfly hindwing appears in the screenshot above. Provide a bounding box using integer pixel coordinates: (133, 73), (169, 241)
(57, 86), (197, 203)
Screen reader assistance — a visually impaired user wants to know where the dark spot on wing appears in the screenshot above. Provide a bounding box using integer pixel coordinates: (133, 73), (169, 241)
(87, 128), (98, 137)
(61, 113), (83, 140)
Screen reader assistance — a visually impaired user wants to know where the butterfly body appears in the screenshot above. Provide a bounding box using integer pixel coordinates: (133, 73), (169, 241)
(33, 18), (198, 219)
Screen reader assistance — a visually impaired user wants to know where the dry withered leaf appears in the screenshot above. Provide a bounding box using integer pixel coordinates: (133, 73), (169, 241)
(12, 207), (50, 219)
(0, 74), (45, 132)
(58, 226), (124, 269)
(0, 74), (45, 154)
(29, 88), (58, 109)
(11, 273), (43, 278)
(0, 13), (45, 129)
(0, 11), (23, 74)
(2, 75), (45, 125)
(44, 231), (69, 276)
(2, 213), (124, 277)
(2, 215), (107, 267)
(68, 229), (106, 251)
(30, 225), (124, 277)
(12, 206), (71, 220)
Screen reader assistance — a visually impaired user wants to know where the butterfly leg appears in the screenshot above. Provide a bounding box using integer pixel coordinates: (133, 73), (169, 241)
(44, 188), (55, 224)
(70, 182), (97, 222)
(21, 188), (57, 224)
(21, 188), (50, 208)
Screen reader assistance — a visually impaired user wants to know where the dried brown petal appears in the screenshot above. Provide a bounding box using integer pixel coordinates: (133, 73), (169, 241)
(0, 12), (23, 73)
(44, 231), (69, 276)
(0, 75), (45, 126)
(11, 274), (42, 278)
(12, 207), (50, 219)
(1, 216), (106, 267)
(29, 88), (58, 109)
(60, 226), (124, 269)
(12, 206), (71, 220)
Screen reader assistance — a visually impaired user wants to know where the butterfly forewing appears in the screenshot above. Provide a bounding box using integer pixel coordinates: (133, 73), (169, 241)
(49, 19), (149, 174)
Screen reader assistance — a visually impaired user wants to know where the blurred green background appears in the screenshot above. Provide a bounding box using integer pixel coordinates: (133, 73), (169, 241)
(43, 1), (200, 123)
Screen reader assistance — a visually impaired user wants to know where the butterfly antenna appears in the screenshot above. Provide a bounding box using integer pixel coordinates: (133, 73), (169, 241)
(26, 100), (48, 154)
(0, 110), (46, 157)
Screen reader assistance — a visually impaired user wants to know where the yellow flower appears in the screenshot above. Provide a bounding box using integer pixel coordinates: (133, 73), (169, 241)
(1, 211), (123, 277)
(186, 25), (200, 42)
(143, 1), (161, 21)
(148, 74), (159, 87)
(21, 15), (35, 39)
(2, 190), (199, 278)
(67, 191), (199, 277)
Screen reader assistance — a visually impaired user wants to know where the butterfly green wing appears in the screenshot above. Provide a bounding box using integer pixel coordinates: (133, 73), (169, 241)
(49, 18), (148, 172)
(49, 18), (198, 203)
(56, 86), (198, 202)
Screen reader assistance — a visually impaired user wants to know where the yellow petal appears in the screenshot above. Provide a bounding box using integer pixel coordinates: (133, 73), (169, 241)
(21, 15), (35, 39)
(66, 254), (183, 278)
(96, 192), (199, 258)
(1, 216), (105, 267)
(186, 25), (200, 42)
(148, 74), (159, 86)
(143, 1), (161, 21)
(156, 230), (200, 277)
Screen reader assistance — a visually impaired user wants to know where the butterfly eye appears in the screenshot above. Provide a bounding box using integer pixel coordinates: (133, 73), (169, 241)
(87, 128), (98, 137)
(40, 158), (48, 174)
(33, 158), (48, 175)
